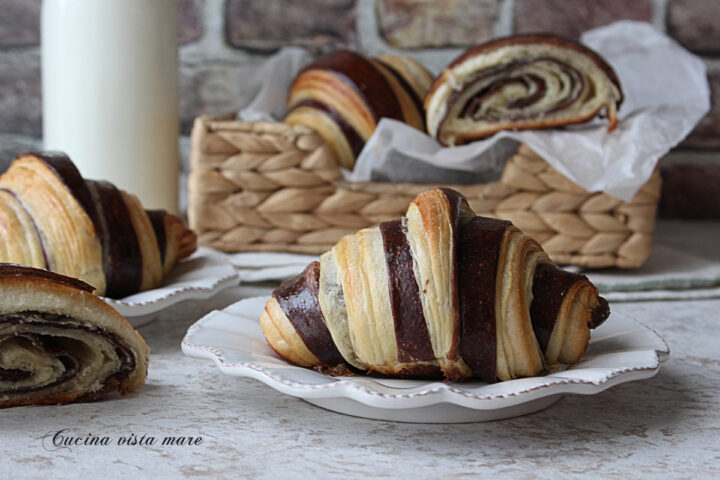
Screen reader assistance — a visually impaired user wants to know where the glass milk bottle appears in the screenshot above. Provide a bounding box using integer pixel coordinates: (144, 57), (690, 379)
(42, 0), (179, 213)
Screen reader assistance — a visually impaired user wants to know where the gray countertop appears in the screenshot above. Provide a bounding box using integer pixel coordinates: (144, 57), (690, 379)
(3, 220), (720, 479)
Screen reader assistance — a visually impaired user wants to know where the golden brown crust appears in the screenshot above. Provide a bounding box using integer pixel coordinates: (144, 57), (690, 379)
(0, 154), (106, 292)
(0, 153), (196, 297)
(260, 188), (607, 382)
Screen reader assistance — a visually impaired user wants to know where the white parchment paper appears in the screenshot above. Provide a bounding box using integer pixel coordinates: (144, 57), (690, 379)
(237, 22), (709, 201)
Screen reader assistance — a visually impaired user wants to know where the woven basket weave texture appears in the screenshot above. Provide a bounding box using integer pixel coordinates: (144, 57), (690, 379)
(189, 114), (660, 268)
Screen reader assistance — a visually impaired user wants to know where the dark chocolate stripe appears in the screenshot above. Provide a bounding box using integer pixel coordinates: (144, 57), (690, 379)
(437, 188), (470, 362)
(0, 367), (32, 381)
(0, 188), (50, 269)
(297, 50), (405, 123)
(380, 219), (435, 363)
(375, 59), (426, 127)
(273, 262), (344, 366)
(146, 210), (167, 265)
(31, 153), (102, 236)
(87, 180), (143, 298)
(0, 263), (93, 292)
(457, 216), (510, 383)
(289, 99), (365, 158)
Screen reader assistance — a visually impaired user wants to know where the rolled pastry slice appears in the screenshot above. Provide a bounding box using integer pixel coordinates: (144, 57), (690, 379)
(260, 188), (610, 382)
(285, 50), (430, 169)
(0, 264), (149, 408)
(0, 153), (196, 297)
(425, 35), (623, 146)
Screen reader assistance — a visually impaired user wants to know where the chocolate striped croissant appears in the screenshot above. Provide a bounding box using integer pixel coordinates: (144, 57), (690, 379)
(285, 50), (432, 169)
(425, 35), (623, 146)
(0, 264), (149, 408)
(261, 188), (609, 382)
(0, 152), (196, 298)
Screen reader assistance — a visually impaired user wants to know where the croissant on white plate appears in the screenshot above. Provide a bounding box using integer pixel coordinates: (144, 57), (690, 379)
(0, 264), (149, 408)
(0, 152), (196, 298)
(425, 35), (623, 146)
(260, 188), (609, 382)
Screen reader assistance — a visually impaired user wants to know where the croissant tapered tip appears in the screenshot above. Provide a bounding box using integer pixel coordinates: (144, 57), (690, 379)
(589, 296), (610, 329)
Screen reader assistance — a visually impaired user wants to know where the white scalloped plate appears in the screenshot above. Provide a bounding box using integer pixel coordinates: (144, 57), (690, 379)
(102, 247), (238, 325)
(182, 296), (669, 423)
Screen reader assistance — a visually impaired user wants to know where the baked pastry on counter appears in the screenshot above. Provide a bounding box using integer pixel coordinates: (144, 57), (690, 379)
(260, 188), (609, 382)
(0, 264), (149, 408)
(425, 35), (623, 146)
(285, 50), (433, 169)
(0, 152), (196, 298)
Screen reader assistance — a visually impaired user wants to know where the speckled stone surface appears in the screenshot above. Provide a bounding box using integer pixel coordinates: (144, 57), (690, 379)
(2, 221), (720, 478)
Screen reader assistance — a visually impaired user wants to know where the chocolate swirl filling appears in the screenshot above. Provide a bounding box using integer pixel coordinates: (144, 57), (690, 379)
(0, 312), (136, 398)
(451, 57), (585, 123)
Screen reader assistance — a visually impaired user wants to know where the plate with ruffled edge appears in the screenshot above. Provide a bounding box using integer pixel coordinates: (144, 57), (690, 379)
(181, 296), (669, 423)
(103, 247), (239, 326)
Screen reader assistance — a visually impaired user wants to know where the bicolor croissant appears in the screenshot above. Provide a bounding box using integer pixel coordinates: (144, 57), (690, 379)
(261, 188), (609, 382)
(0, 265), (149, 408)
(425, 35), (623, 146)
(286, 50), (433, 169)
(0, 153), (196, 298)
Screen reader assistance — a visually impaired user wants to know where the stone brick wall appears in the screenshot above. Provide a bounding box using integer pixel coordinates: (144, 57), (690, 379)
(0, 0), (718, 217)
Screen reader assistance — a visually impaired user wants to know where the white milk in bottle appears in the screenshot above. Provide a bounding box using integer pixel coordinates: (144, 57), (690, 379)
(42, 0), (179, 213)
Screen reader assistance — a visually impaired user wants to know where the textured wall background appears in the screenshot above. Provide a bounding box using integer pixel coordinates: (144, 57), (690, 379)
(0, 0), (717, 216)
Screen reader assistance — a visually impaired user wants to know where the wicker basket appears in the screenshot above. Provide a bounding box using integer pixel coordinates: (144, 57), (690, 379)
(189, 113), (661, 268)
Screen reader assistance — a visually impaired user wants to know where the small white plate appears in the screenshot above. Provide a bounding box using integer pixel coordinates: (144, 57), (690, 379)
(103, 247), (238, 325)
(182, 296), (670, 423)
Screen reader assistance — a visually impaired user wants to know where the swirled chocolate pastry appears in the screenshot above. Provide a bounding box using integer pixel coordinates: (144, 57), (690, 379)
(0, 264), (149, 408)
(425, 35), (623, 146)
